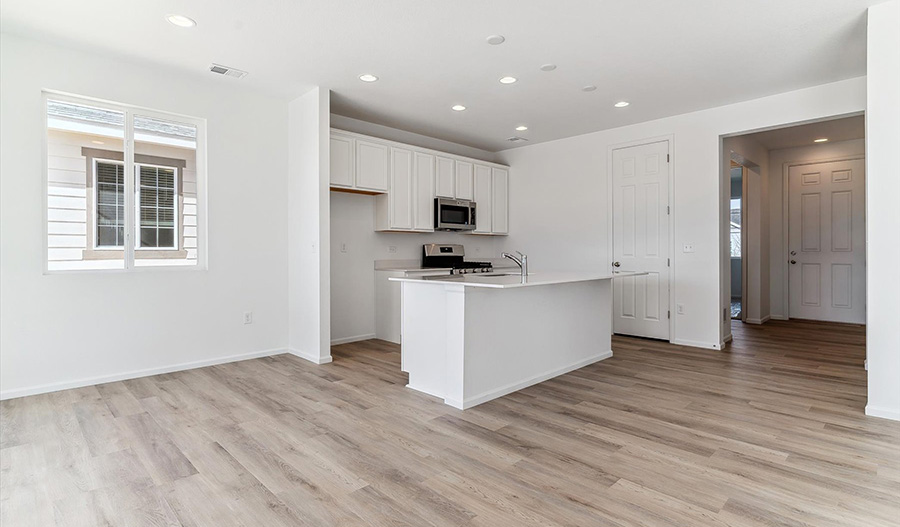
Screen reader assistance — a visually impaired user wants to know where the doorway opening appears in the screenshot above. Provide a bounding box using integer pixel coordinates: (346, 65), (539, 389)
(721, 114), (866, 343)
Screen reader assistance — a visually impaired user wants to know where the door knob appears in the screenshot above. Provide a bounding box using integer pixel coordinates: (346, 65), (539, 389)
(790, 260), (797, 265)
(613, 261), (621, 267)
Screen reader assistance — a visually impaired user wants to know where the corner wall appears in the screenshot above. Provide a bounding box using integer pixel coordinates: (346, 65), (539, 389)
(865, 0), (900, 421)
(288, 88), (332, 363)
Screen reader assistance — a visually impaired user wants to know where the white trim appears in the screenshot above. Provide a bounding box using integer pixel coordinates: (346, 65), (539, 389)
(448, 350), (613, 410)
(769, 314), (789, 321)
(672, 338), (721, 350)
(288, 347), (333, 365)
(865, 405), (900, 421)
(0, 347), (287, 401)
(745, 315), (771, 325)
(331, 334), (376, 345)
(607, 135), (675, 343)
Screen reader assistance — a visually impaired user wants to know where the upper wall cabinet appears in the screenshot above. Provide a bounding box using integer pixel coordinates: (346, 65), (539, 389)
(329, 132), (355, 188)
(355, 139), (389, 192)
(333, 128), (509, 235)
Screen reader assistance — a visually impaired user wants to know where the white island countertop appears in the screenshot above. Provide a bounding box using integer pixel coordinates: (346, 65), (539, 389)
(390, 270), (646, 289)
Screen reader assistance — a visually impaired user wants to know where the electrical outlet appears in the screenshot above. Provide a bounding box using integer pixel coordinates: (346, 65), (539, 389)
(677, 304), (685, 315)
(341, 242), (347, 253)
(388, 246), (397, 253)
(682, 244), (695, 253)
(243, 311), (253, 325)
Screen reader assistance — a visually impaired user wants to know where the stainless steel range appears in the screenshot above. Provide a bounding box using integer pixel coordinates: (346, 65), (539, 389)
(422, 244), (493, 274)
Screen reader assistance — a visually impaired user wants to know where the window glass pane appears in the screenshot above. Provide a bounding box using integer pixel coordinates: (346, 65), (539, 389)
(46, 99), (125, 270)
(134, 114), (196, 264)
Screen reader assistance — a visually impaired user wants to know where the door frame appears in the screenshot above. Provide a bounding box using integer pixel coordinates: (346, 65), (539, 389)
(782, 154), (865, 321)
(606, 134), (676, 342)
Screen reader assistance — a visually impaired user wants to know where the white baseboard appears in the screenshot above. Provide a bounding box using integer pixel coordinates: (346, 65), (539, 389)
(745, 315), (771, 325)
(454, 350), (614, 410)
(671, 339), (720, 350)
(769, 314), (788, 321)
(0, 347), (287, 401)
(865, 405), (900, 421)
(288, 347), (333, 365)
(330, 334), (376, 346)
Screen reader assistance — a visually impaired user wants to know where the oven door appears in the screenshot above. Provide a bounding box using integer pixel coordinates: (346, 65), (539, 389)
(435, 198), (476, 230)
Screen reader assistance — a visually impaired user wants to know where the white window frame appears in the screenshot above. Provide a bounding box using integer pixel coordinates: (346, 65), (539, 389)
(135, 162), (179, 251)
(42, 90), (208, 273)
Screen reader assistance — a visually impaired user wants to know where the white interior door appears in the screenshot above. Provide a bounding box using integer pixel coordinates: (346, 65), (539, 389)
(788, 158), (865, 323)
(612, 141), (670, 340)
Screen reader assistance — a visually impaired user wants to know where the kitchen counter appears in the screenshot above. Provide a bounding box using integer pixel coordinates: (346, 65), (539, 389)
(390, 270), (645, 288)
(396, 271), (636, 409)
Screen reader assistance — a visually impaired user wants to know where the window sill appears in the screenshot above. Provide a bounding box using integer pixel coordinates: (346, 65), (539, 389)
(82, 249), (189, 260)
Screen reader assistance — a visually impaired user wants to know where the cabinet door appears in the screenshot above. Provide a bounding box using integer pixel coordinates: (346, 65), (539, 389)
(492, 168), (509, 234)
(329, 133), (354, 187)
(473, 164), (492, 233)
(456, 160), (474, 200)
(356, 140), (389, 192)
(414, 152), (435, 231)
(390, 148), (414, 230)
(435, 156), (455, 198)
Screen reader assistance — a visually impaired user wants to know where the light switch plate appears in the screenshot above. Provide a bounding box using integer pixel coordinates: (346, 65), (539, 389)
(683, 244), (695, 253)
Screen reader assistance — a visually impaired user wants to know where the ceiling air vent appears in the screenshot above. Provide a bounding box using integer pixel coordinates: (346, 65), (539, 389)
(506, 136), (529, 142)
(209, 63), (248, 79)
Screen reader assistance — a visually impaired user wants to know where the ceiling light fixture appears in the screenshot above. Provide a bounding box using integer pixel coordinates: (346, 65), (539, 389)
(515, 125), (528, 131)
(540, 64), (557, 72)
(582, 85), (597, 92)
(166, 14), (196, 28)
(499, 76), (517, 84)
(814, 137), (829, 143)
(451, 104), (467, 111)
(486, 35), (506, 45)
(614, 101), (630, 108)
(358, 74), (378, 82)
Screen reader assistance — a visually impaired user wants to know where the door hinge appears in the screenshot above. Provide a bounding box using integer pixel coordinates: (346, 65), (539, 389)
(667, 154), (670, 163)
(668, 310), (671, 319)
(667, 258), (670, 267)
(667, 205), (670, 215)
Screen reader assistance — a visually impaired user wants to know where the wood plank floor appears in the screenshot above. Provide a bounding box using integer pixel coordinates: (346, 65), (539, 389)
(2, 320), (899, 526)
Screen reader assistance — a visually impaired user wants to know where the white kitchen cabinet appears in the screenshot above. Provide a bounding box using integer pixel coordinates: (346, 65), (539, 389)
(355, 139), (389, 192)
(389, 148), (414, 229)
(491, 167), (509, 235)
(473, 164), (493, 234)
(435, 156), (455, 198)
(376, 269), (451, 347)
(329, 133), (354, 188)
(455, 161), (474, 200)
(414, 152), (435, 231)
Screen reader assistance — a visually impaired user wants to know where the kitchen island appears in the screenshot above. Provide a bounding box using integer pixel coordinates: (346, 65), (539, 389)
(389, 271), (643, 409)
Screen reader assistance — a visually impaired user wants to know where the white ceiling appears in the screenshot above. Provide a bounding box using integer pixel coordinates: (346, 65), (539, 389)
(0, 0), (878, 152)
(740, 114), (866, 150)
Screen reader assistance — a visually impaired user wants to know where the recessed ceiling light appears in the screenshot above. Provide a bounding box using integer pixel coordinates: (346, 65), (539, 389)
(540, 64), (557, 72)
(499, 76), (517, 84)
(91, 140), (104, 145)
(515, 125), (528, 131)
(358, 74), (378, 82)
(614, 101), (630, 108)
(166, 14), (196, 28)
(486, 35), (506, 45)
(582, 85), (597, 92)
(814, 137), (829, 143)
(451, 104), (467, 112)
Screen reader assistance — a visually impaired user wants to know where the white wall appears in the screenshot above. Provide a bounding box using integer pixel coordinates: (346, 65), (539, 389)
(329, 191), (500, 343)
(496, 77), (866, 350)
(865, 0), (900, 421)
(767, 138), (866, 319)
(0, 34), (289, 398)
(288, 88), (332, 363)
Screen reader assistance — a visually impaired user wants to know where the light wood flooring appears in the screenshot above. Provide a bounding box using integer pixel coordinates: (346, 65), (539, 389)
(2, 320), (899, 526)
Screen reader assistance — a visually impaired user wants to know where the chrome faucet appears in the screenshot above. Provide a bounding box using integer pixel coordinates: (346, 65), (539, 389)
(501, 251), (528, 277)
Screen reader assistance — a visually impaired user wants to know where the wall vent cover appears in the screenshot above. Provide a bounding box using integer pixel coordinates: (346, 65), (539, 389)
(209, 63), (248, 79)
(506, 136), (529, 142)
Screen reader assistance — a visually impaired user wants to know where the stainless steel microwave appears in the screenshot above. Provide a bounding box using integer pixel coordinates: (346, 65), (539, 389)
(434, 198), (476, 231)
